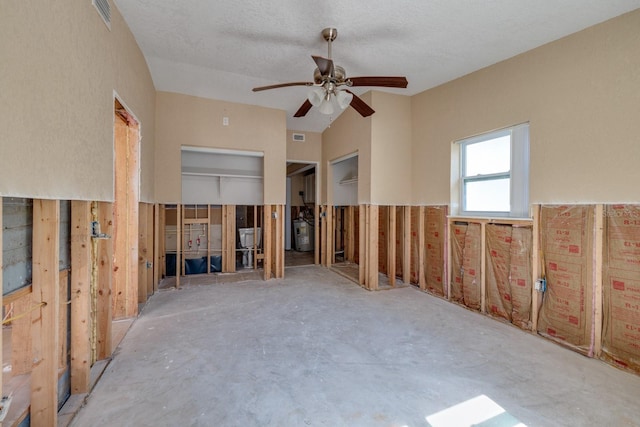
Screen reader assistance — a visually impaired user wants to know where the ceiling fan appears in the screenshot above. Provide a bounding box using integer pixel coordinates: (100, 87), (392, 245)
(252, 28), (408, 118)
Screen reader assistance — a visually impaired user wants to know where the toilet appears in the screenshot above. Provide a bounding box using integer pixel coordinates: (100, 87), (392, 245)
(238, 227), (262, 268)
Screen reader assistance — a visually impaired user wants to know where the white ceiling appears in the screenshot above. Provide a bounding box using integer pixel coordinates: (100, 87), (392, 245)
(114, 1), (640, 133)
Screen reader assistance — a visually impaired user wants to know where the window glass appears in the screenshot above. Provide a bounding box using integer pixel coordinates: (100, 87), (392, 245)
(464, 178), (510, 212)
(464, 135), (511, 176)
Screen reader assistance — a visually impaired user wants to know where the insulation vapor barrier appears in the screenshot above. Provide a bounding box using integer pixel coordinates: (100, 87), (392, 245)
(485, 224), (532, 329)
(602, 205), (640, 372)
(424, 207), (446, 296)
(537, 205), (594, 354)
(450, 222), (481, 310)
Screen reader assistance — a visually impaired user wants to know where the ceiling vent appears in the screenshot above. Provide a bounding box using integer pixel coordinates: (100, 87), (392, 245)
(93, 0), (111, 30)
(292, 133), (305, 142)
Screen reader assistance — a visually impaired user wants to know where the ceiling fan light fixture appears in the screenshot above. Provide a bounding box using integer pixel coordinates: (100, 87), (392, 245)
(335, 90), (353, 110)
(318, 97), (334, 115)
(307, 87), (325, 107)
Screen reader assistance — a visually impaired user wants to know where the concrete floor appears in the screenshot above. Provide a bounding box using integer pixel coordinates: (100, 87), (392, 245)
(71, 266), (640, 427)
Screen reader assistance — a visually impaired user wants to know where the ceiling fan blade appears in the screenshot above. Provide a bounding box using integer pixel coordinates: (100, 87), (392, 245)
(312, 55), (334, 77)
(345, 90), (375, 117)
(348, 76), (408, 88)
(252, 82), (314, 92)
(293, 99), (313, 117)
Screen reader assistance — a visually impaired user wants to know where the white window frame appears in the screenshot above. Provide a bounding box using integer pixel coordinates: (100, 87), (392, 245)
(457, 123), (529, 218)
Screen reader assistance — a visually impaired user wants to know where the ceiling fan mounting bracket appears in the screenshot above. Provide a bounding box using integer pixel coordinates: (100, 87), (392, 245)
(321, 28), (338, 43)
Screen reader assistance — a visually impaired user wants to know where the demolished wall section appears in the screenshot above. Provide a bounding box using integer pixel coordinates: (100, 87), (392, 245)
(537, 205), (594, 354)
(602, 205), (640, 372)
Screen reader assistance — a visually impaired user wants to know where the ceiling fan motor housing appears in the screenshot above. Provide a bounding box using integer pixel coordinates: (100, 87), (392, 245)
(314, 65), (346, 84)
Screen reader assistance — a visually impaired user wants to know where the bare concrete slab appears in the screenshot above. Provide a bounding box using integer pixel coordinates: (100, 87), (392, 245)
(71, 266), (640, 427)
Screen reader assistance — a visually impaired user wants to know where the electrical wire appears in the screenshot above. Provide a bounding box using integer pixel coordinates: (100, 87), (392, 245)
(2, 301), (47, 325)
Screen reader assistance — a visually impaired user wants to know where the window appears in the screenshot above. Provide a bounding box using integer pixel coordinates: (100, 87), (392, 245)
(457, 123), (529, 217)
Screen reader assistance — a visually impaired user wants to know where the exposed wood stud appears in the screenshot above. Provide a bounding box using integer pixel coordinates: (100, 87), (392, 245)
(531, 205), (541, 331)
(181, 204), (186, 277)
(70, 201), (91, 394)
(367, 205), (379, 291)
(158, 204), (166, 279)
(480, 221), (487, 313)
(96, 202), (113, 360)
(314, 204), (320, 265)
(326, 205), (333, 267)
(358, 205), (366, 286)
(11, 293), (33, 375)
(275, 205), (284, 277)
(0, 198), (2, 397)
(346, 206), (355, 261)
(147, 203), (154, 296)
(153, 204), (161, 291)
(253, 205), (258, 271)
(418, 206), (426, 290)
(31, 199), (60, 427)
(388, 206), (396, 287)
(138, 203), (148, 304)
(263, 205), (272, 279)
(319, 206), (325, 267)
(403, 206), (411, 286)
(176, 204), (181, 287)
(443, 206), (450, 299)
(593, 204), (604, 357)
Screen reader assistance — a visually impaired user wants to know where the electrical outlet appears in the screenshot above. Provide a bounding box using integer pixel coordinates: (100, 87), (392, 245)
(222, 117), (229, 126)
(535, 278), (547, 292)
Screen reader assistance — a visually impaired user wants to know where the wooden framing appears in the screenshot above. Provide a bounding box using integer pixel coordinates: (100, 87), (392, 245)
(263, 205), (272, 279)
(362, 205), (379, 291)
(176, 203), (182, 287)
(480, 221), (487, 313)
(96, 202), (113, 360)
(314, 204), (320, 265)
(418, 206), (426, 290)
(346, 206), (355, 261)
(158, 204), (166, 280)
(147, 203), (154, 296)
(154, 203), (161, 291)
(531, 205), (541, 331)
(325, 205), (333, 267)
(319, 206), (326, 267)
(593, 204), (604, 357)
(113, 107), (140, 319)
(0, 198), (2, 398)
(272, 205), (284, 278)
(138, 203), (148, 304)
(449, 215), (535, 326)
(31, 199), (60, 426)
(222, 205), (235, 273)
(70, 200), (91, 394)
(11, 292), (33, 375)
(388, 206), (396, 287)
(403, 206), (411, 285)
(358, 205), (366, 286)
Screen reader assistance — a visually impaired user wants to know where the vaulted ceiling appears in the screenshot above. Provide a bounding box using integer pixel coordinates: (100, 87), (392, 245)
(114, 1), (640, 132)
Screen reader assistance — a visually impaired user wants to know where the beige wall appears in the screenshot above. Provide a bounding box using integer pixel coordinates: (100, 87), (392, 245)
(289, 174), (305, 207)
(321, 92), (373, 205)
(0, 2), (156, 201)
(155, 92), (287, 204)
(370, 92), (412, 205)
(286, 130), (322, 163)
(412, 9), (640, 206)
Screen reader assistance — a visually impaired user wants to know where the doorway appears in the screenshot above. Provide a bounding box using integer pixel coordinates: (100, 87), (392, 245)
(285, 162), (317, 267)
(112, 98), (140, 319)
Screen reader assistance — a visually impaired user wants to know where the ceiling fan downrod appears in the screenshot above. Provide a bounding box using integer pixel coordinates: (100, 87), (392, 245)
(322, 28), (337, 61)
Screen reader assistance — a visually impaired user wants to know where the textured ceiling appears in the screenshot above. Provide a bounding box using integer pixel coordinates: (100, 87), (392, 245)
(114, 0), (640, 132)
